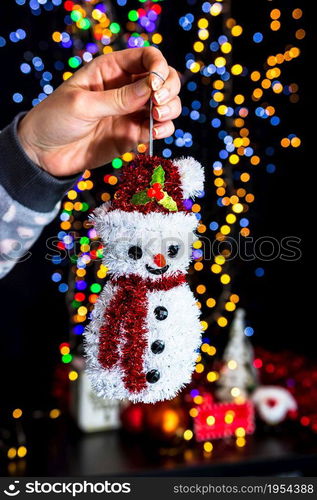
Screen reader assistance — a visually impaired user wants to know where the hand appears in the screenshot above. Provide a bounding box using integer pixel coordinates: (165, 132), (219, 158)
(18, 47), (181, 177)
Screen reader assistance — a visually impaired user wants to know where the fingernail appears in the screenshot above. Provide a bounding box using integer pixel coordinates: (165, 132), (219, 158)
(156, 105), (170, 119)
(134, 78), (150, 97)
(153, 125), (165, 138)
(150, 74), (163, 91)
(154, 88), (169, 104)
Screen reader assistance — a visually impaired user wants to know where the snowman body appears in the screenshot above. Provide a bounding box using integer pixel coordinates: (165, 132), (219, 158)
(85, 280), (201, 403)
(84, 156), (205, 403)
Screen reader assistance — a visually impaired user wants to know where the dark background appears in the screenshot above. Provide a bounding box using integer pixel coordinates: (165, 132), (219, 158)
(0, 0), (307, 425)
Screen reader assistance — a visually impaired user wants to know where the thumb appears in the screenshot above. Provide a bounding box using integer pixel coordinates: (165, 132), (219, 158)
(83, 77), (151, 119)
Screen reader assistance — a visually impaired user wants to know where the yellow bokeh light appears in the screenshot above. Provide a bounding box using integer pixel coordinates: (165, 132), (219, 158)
(245, 193), (255, 203)
(213, 91), (224, 102)
(190, 61), (200, 73)
(229, 154), (239, 165)
(210, 3), (222, 16)
(152, 33), (162, 44)
(194, 262), (204, 271)
(281, 138), (290, 148)
(215, 255), (225, 265)
(189, 408), (198, 418)
(69, 370), (78, 381)
(194, 395), (203, 405)
(231, 387), (241, 397)
(215, 56), (226, 67)
(218, 105), (228, 116)
(203, 441), (213, 452)
(184, 429), (193, 440)
(231, 64), (243, 75)
(226, 214), (236, 224)
(68, 190), (77, 200)
(206, 416), (215, 426)
(231, 25), (243, 36)
(196, 284), (206, 294)
(270, 20), (281, 31)
(220, 225), (231, 235)
(225, 301), (236, 312)
(49, 409), (61, 419)
(198, 17), (209, 28)
(236, 437), (246, 447)
(201, 320), (208, 331)
(17, 446), (27, 458)
(220, 274), (231, 284)
(196, 363), (204, 374)
(241, 173), (250, 182)
(214, 79), (224, 90)
(221, 42), (232, 54)
(211, 264), (222, 274)
(230, 294), (240, 303)
(60, 346), (70, 355)
(206, 298), (216, 308)
(251, 71), (261, 81)
(198, 28), (209, 40)
(291, 137), (301, 147)
(192, 203), (201, 213)
(63, 71), (73, 81)
(207, 371), (219, 382)
(234, 94), (244, 104)
(270, 8), (281, 19)
(194, 41), (204, 52)
(232, 203), (243, 214)
(78, 306), (87, 316)
(12, 408), (23, 419)
(7, 448), (17, 459)
(52, 31), (62, 42)
(228, 360), (238, 370)
(217, 316), (228, 327)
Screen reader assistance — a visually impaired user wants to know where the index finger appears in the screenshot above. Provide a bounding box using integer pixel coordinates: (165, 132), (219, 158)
(103, 47), (169, 91)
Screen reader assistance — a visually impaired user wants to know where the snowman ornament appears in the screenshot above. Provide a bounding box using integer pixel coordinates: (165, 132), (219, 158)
(84, 155), (204, 403)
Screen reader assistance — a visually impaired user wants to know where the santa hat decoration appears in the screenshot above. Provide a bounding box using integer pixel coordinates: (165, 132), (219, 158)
(84, 154), (205, 403)
(105, 155), (204, 214)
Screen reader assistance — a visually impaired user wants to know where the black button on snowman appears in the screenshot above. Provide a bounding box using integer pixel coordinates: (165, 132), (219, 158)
(84, 155), (204, 403)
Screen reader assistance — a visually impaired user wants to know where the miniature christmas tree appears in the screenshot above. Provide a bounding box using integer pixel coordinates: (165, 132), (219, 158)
(216, 309), (257, 402)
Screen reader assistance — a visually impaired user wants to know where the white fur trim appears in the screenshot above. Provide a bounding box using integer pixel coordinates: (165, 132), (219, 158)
(91, 208), (199, 280)
(252, 386), (297, 425)
(84, 283), (202, 403)
(174, 156), (204, 199)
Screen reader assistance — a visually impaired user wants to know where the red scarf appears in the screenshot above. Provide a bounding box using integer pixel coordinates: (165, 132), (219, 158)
(98, 273), (186, 394)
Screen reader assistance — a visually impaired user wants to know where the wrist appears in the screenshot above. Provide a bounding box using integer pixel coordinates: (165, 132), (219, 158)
(17, 114), (45, 171)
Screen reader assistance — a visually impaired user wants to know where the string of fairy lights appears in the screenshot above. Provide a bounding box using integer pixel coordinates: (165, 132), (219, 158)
(0, 0), (306, 465)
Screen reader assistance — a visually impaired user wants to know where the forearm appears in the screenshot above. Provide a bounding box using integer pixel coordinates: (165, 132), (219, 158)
(0, 113), (78, 278)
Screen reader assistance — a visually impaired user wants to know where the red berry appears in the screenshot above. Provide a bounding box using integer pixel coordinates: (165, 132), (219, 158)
(147, 188), (156, 198)
(155, 191), (164, 201)
(152, 183), (162, 191)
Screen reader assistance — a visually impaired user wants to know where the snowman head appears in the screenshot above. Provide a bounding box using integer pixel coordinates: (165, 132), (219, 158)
(92, 156), (204, 280)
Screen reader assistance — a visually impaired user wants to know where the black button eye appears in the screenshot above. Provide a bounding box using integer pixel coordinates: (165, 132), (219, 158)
(168, 245), (179, 258)
(128, 246), (143, 260)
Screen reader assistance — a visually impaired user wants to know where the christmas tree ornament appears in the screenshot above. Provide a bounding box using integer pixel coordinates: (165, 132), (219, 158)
(252, 386), (297, 425)
(84, 151), (204, 403)
(216, 309), (257, 402)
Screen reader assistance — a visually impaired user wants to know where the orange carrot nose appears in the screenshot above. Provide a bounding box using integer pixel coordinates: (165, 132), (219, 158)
(153, 253), (166, 268)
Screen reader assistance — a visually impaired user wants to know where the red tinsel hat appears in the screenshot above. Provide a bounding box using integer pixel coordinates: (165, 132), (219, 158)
(110, 155), (204, 214)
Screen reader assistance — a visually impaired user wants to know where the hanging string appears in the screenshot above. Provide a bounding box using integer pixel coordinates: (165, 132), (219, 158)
(149, 98), (153, 157)
(148, 71), (166, 157)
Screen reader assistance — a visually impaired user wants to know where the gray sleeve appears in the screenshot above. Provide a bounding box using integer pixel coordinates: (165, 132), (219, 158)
(0, 113), (80, 278)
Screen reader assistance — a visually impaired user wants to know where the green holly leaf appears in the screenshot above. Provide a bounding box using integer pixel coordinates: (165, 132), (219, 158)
(158, 191), (178, 212)
(130, 190), (151, 205)
(150, 165), (165, 188)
